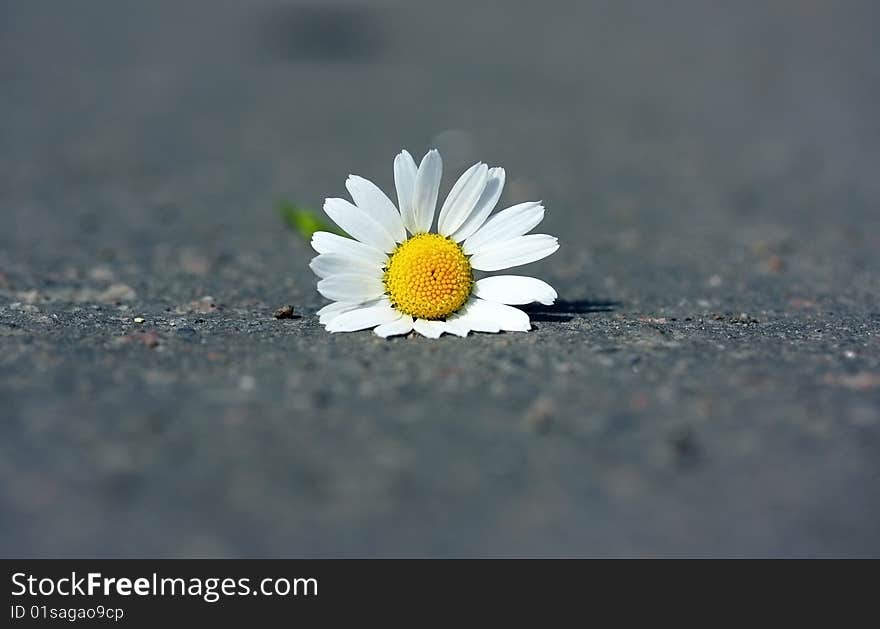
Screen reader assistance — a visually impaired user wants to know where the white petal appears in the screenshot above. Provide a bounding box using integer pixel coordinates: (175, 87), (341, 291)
(411, 149), (442, 233)
(309, 253), (379, 279)
(323, 198), (396, 253)
(438, 162), (488, 236)
(318, 298), (388, 324)
(317, 301), (349, 317)
(468, 298), (531, 331)
(310, 231), (387, 267)
(474, 275), (557, 305)
(469, 234), (559, 272)
(394, 150), (419, 235)
(450, 167), (506, 242)
(442, 317), (471, 337)
(374, 314), (414, 338)
(463, 202), (545, 255)
(448, 298), (502, 333)
(317, 273), (385, 303)
(449, 315), (499, 334)
(346, 175), (406, 242)
(317, 301), (360, 324)
(326, 303), (400, 332)
(412, 319), (449, 339)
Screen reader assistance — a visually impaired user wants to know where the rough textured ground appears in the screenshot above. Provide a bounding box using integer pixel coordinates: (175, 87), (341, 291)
(1, 0), (878, 557)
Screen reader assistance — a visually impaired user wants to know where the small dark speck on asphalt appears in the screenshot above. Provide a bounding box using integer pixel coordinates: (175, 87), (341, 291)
(175, 327), (198, 342)
(670, 429), (701, 468)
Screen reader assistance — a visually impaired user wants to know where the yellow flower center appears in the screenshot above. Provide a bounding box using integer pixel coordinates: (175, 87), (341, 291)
(383, 233), (473, 320)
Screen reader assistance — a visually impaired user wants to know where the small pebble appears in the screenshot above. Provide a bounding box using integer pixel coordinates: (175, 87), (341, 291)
(98, 283), (136, 303)
(767, 255), (785, 273)
(137, 331), (160, 348)
(274, 305), (298, 319)
(524, 397), (556, 434)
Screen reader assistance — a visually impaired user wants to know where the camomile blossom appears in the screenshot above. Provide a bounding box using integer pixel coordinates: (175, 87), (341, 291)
(310, 149), (559, 338)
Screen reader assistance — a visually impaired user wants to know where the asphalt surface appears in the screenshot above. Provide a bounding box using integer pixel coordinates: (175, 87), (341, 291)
(1, 0), (879, 557)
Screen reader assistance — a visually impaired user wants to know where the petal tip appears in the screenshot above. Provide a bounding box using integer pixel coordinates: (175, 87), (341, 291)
(423, 148), (442, 162)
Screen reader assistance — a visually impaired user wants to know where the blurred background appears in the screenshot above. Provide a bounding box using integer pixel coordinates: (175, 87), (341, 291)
(1, 0), (878, 557)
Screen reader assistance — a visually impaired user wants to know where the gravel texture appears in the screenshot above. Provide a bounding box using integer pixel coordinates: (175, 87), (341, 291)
(1, 0), (879, 557)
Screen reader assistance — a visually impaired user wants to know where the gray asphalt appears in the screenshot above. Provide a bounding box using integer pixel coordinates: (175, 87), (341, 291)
(1, 0), (879, 557)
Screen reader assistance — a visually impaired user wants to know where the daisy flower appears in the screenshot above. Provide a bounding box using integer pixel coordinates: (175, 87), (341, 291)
(310, 149), (559, 338)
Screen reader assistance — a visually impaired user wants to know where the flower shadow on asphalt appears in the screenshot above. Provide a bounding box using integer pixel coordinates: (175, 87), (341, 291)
(522, 299), (619, 323)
